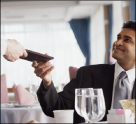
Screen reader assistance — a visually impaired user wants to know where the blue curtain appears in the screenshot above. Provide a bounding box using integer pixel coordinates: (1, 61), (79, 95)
(69, 17), (91, 65)
(108, 5), (113, 64)
(130, 1), (135, 20)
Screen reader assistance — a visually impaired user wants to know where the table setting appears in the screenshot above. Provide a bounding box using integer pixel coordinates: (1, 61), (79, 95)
(1, 83), (55, 123)
(74, 88), (135, 123)
(1, 85), (135, 123)
(50, 88), (107, 123)
(52, 88), (135, 123)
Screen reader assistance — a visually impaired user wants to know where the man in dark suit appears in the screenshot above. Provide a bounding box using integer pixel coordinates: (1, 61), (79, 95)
(32, 21), (135, 123)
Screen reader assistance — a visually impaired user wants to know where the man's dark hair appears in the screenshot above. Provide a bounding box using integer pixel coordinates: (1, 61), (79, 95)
(122, 20), (136, 31)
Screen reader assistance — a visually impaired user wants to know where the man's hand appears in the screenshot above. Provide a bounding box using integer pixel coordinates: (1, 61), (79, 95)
(27, 120), (40, 123)
(32, 60), (54, 87)
(3, 39), (28, 62)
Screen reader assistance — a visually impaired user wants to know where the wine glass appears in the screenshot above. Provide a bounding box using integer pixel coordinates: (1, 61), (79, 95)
(81, 89), (106, 123)
(29, 84), (39, 102)
(75, 88), (93, 122)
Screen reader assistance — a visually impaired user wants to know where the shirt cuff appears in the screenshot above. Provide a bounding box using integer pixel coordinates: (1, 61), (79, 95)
(43, 81), (50, 90)
(37, 80), (50, 97)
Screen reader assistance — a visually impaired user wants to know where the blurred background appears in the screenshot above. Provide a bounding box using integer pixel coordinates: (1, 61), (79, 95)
(1, 1), (135, 91)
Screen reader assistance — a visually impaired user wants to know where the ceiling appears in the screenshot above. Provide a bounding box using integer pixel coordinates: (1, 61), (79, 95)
(1, 1), (113, 23)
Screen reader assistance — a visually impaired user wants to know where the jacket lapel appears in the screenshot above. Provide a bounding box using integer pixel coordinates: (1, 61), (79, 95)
(95, 64), (115, 111)
(132, 79), (135, 99)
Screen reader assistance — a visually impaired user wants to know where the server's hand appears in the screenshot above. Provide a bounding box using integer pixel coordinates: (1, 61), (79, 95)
(3, 39), (28, 62)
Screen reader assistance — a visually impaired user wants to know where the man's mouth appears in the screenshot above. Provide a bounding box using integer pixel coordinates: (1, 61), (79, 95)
(113, 47), (125, 52)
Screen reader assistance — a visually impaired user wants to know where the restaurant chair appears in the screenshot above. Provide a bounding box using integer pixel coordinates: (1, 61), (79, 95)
(69, 66), (78, 81)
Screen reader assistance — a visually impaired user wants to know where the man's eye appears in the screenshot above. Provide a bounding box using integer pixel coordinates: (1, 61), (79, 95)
(117, 37), (120, 40)
(124, 39), (131, 42)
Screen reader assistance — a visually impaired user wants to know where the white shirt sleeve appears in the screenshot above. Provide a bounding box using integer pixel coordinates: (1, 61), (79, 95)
(1, 39), (7, 56)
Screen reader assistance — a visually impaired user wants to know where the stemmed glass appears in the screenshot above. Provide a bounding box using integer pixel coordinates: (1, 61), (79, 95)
(81, 88), (106, 123)
(75, 88), (106, 123)
(29, 84), (39, 102)
(75, 88), (93, 122)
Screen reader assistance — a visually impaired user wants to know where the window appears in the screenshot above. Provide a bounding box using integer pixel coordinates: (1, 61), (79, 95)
(1, 22), (85, 88)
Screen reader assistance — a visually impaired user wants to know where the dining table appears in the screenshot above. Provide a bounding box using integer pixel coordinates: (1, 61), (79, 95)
(1, 102), (109, 123)
(1, 102), (55, 123)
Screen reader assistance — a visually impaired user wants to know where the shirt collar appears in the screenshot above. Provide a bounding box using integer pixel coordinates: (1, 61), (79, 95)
(126, 68), (135, 84)
(114, 62), (135, 84)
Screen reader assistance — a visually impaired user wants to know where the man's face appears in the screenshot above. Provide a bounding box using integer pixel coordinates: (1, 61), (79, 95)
(112, 28), (135, 63)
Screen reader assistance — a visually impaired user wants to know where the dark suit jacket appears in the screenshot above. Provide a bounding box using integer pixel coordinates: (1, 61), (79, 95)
(37, 64), (117, 123)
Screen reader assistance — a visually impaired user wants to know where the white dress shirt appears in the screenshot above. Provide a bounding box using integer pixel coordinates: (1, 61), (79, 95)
(111, 62), (135, 109)
(1, 39), (7, 56)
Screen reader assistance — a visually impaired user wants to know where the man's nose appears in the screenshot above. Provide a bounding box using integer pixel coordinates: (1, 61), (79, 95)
(116, 39), (123, 45)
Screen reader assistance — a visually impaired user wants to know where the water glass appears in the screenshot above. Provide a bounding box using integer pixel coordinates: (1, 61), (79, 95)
(29, 84), (39, 101)
(75, 88), (93, 118)
(82, 89), (106, 123)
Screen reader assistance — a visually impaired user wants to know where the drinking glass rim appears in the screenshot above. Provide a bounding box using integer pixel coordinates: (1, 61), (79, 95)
(75, 88), (93, 91)
(53, 110), (74, 113)
(76, 94), (103, 97)
(75, 88), (102, 90)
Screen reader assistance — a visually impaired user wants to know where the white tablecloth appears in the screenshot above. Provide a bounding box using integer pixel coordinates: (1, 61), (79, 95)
(1, 104), (108, 123)
(1, 105), (55, 123)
